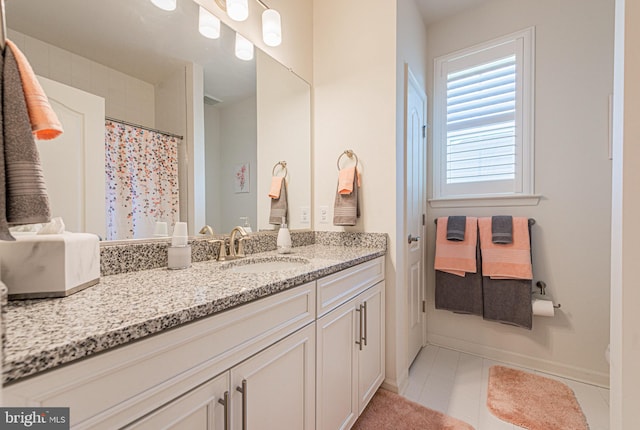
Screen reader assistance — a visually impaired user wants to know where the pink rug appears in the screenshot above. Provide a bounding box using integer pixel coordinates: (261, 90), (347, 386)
(352, 388), (475, 430)
(487, 365), (589, 430)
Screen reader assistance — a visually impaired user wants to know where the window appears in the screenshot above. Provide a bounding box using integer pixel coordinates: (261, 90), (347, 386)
(432, 28), (535, 202)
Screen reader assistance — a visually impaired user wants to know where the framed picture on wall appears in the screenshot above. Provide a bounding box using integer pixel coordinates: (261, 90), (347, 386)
(234, 162), (250, 193)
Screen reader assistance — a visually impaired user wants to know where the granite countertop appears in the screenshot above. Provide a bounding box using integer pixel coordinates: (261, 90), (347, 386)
(3, 244), (385, 384)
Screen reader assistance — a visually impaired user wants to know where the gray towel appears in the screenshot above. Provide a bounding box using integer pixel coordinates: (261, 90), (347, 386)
(482, 221), (533, 329)
(435, 241), (483, 316)
(269, 179), (288, 225)
(491, 215), (513, 244)
(333, 171), (360, 226)
(0, 50), (12, 240)
(482, 278), (533, 329)
(446, 216), (466, 241)
(3, 46), (51, 230)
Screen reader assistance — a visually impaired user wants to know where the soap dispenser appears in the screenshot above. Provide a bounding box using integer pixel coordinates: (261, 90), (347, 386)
(277, 217), (292, 254)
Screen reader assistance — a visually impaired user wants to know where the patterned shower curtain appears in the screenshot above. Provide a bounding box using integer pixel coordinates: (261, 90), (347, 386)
(105, 120), (180, 240)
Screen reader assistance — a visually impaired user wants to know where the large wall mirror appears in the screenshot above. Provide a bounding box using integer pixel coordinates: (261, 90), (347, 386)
(6, 0), (311, 241)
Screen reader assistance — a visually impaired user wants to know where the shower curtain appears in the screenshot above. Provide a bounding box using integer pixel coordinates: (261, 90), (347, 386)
(105, 120), (180, 240)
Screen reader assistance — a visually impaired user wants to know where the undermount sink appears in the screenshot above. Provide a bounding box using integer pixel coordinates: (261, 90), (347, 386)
(223, 256), (310, 273)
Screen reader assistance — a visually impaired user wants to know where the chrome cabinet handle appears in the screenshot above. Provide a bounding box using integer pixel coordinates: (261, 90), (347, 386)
(217, 391), (230, 430)
(362, 301), (368, 347)
(355, 304), (364, 350)
(236, 379), (247, 430)
(408, 234), (420, 244)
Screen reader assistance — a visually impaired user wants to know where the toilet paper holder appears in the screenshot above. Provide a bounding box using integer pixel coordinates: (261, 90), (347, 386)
(535, 281), (561, 309)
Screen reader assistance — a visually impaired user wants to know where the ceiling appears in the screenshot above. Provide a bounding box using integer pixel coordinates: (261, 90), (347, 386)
(414, 0), (493, 27)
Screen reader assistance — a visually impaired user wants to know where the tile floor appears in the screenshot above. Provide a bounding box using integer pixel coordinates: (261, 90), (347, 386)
(404, 345), (610, 430)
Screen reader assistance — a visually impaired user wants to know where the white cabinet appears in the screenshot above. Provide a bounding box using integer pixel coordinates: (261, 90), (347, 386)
(4, 257), (385, 430)
(316, 256), (385, 430)
(127, 324), (315, 430)
(230, 323), (315, 430)
(4, 282), (316, 429)
(125, 373), (229, 430)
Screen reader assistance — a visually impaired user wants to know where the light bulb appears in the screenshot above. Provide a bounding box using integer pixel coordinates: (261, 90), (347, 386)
(227, 0), (249, 21)
(150, 0), (176, 11)
(199, 6), (221, 39)
(262, 9), (282, 47)
(235, 33), (254, 61)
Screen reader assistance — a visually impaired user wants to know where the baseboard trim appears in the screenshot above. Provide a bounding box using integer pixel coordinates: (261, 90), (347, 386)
(381, 373), (408, 394)
(427, 333), (610, 388)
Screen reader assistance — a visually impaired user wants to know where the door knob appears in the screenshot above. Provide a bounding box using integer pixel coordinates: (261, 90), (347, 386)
(408, 234), (420, 244)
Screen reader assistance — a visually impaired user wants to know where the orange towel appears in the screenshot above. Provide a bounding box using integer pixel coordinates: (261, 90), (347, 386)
(268, 176), (283, 199)
(478, 217), (533, 280)
(434, 217), (478, 277)
(6, 40), (63, 140)
(338, 167), (361, 195)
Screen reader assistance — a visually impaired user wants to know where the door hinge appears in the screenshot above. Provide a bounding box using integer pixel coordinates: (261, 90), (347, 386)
(422, 214), (425, 226)
(422, 125), (426, 138)
(422, 300), (426, 313)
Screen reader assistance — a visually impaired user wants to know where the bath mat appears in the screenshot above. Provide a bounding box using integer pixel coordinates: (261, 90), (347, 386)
(487, 365), (589, 430)
(352, 388), (474, 430)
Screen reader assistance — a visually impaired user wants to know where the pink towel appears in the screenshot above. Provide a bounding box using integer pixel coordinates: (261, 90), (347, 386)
(338, 167), (361, 195)
(268, 176), (283, 199)
(6, 40), (63, 140)
(478, 217), (533, 280)
(434, 217), (478, 277)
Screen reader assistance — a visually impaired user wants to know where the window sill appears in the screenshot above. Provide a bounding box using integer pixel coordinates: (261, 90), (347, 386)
(428, 194), (542, 208)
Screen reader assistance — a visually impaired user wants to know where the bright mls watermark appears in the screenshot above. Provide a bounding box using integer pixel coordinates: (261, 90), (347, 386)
(0, 408), (69, 429)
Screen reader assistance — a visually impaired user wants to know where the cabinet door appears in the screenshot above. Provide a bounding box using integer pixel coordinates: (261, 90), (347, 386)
(316, 297), (359, 430)
(357, 281), (385, 414)
(124, 372), (229, 430)
(231, 324), (315, 430)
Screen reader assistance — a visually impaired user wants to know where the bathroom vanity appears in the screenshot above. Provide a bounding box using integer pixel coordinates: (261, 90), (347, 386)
(2, 242), (385, 430)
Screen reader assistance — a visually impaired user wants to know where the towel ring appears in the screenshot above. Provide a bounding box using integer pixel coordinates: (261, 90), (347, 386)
(337, 150), (359, 170)
(272, 161), (287, 177)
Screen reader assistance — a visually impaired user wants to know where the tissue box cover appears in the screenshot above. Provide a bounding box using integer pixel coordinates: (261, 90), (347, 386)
(0, 232), (100, 299)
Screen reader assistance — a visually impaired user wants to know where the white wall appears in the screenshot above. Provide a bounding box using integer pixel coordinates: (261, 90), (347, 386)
(204, 104), (223, 232)
(313, 0), (401, 390)
(217, 97), (258, 233)
(425, 0), (614, 386)
(611, 0), (640, 426)
(256, 51), (311, 231)
(8, 29), (155, 128)
(396, 0), (429, 374)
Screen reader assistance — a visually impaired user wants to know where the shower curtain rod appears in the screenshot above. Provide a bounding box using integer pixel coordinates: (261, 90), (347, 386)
(106, 117), (184, 140)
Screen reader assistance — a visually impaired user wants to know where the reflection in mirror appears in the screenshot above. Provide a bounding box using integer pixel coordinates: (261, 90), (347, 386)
(6, 0), (311, 240)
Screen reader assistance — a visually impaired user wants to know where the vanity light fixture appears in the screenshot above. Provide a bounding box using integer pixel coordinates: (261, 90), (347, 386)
(261, 8), (281, 47)
(150, 0), (177, 11)
(215, 0), (282, 47)
(198, 5), (221, 39)
(226, 0), (249, 21)
(235, 32), (254, 61)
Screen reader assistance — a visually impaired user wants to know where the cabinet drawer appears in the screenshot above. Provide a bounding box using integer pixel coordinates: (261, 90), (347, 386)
(4, 282), (315, 429)
(317, 257), (384, 317)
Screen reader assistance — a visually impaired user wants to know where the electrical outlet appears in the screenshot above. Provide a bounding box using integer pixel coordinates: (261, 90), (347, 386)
(300, 207), (310, 224)
(319, 206), (329, 224)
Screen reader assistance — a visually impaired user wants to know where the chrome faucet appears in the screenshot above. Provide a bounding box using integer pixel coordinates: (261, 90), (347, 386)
(229, 226), (248, 258)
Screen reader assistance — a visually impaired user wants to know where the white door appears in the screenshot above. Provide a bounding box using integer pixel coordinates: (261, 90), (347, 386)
(316, 297), (358, 430)
(36, 76), (106, 238)
(124, 372), (229, 430)
(231, 324), (315, 430)
(405, 65), (427, 365)
(357, 281), (385, 414)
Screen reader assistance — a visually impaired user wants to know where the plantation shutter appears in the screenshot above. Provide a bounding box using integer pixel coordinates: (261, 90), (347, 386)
(446, 55), (517, 185)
